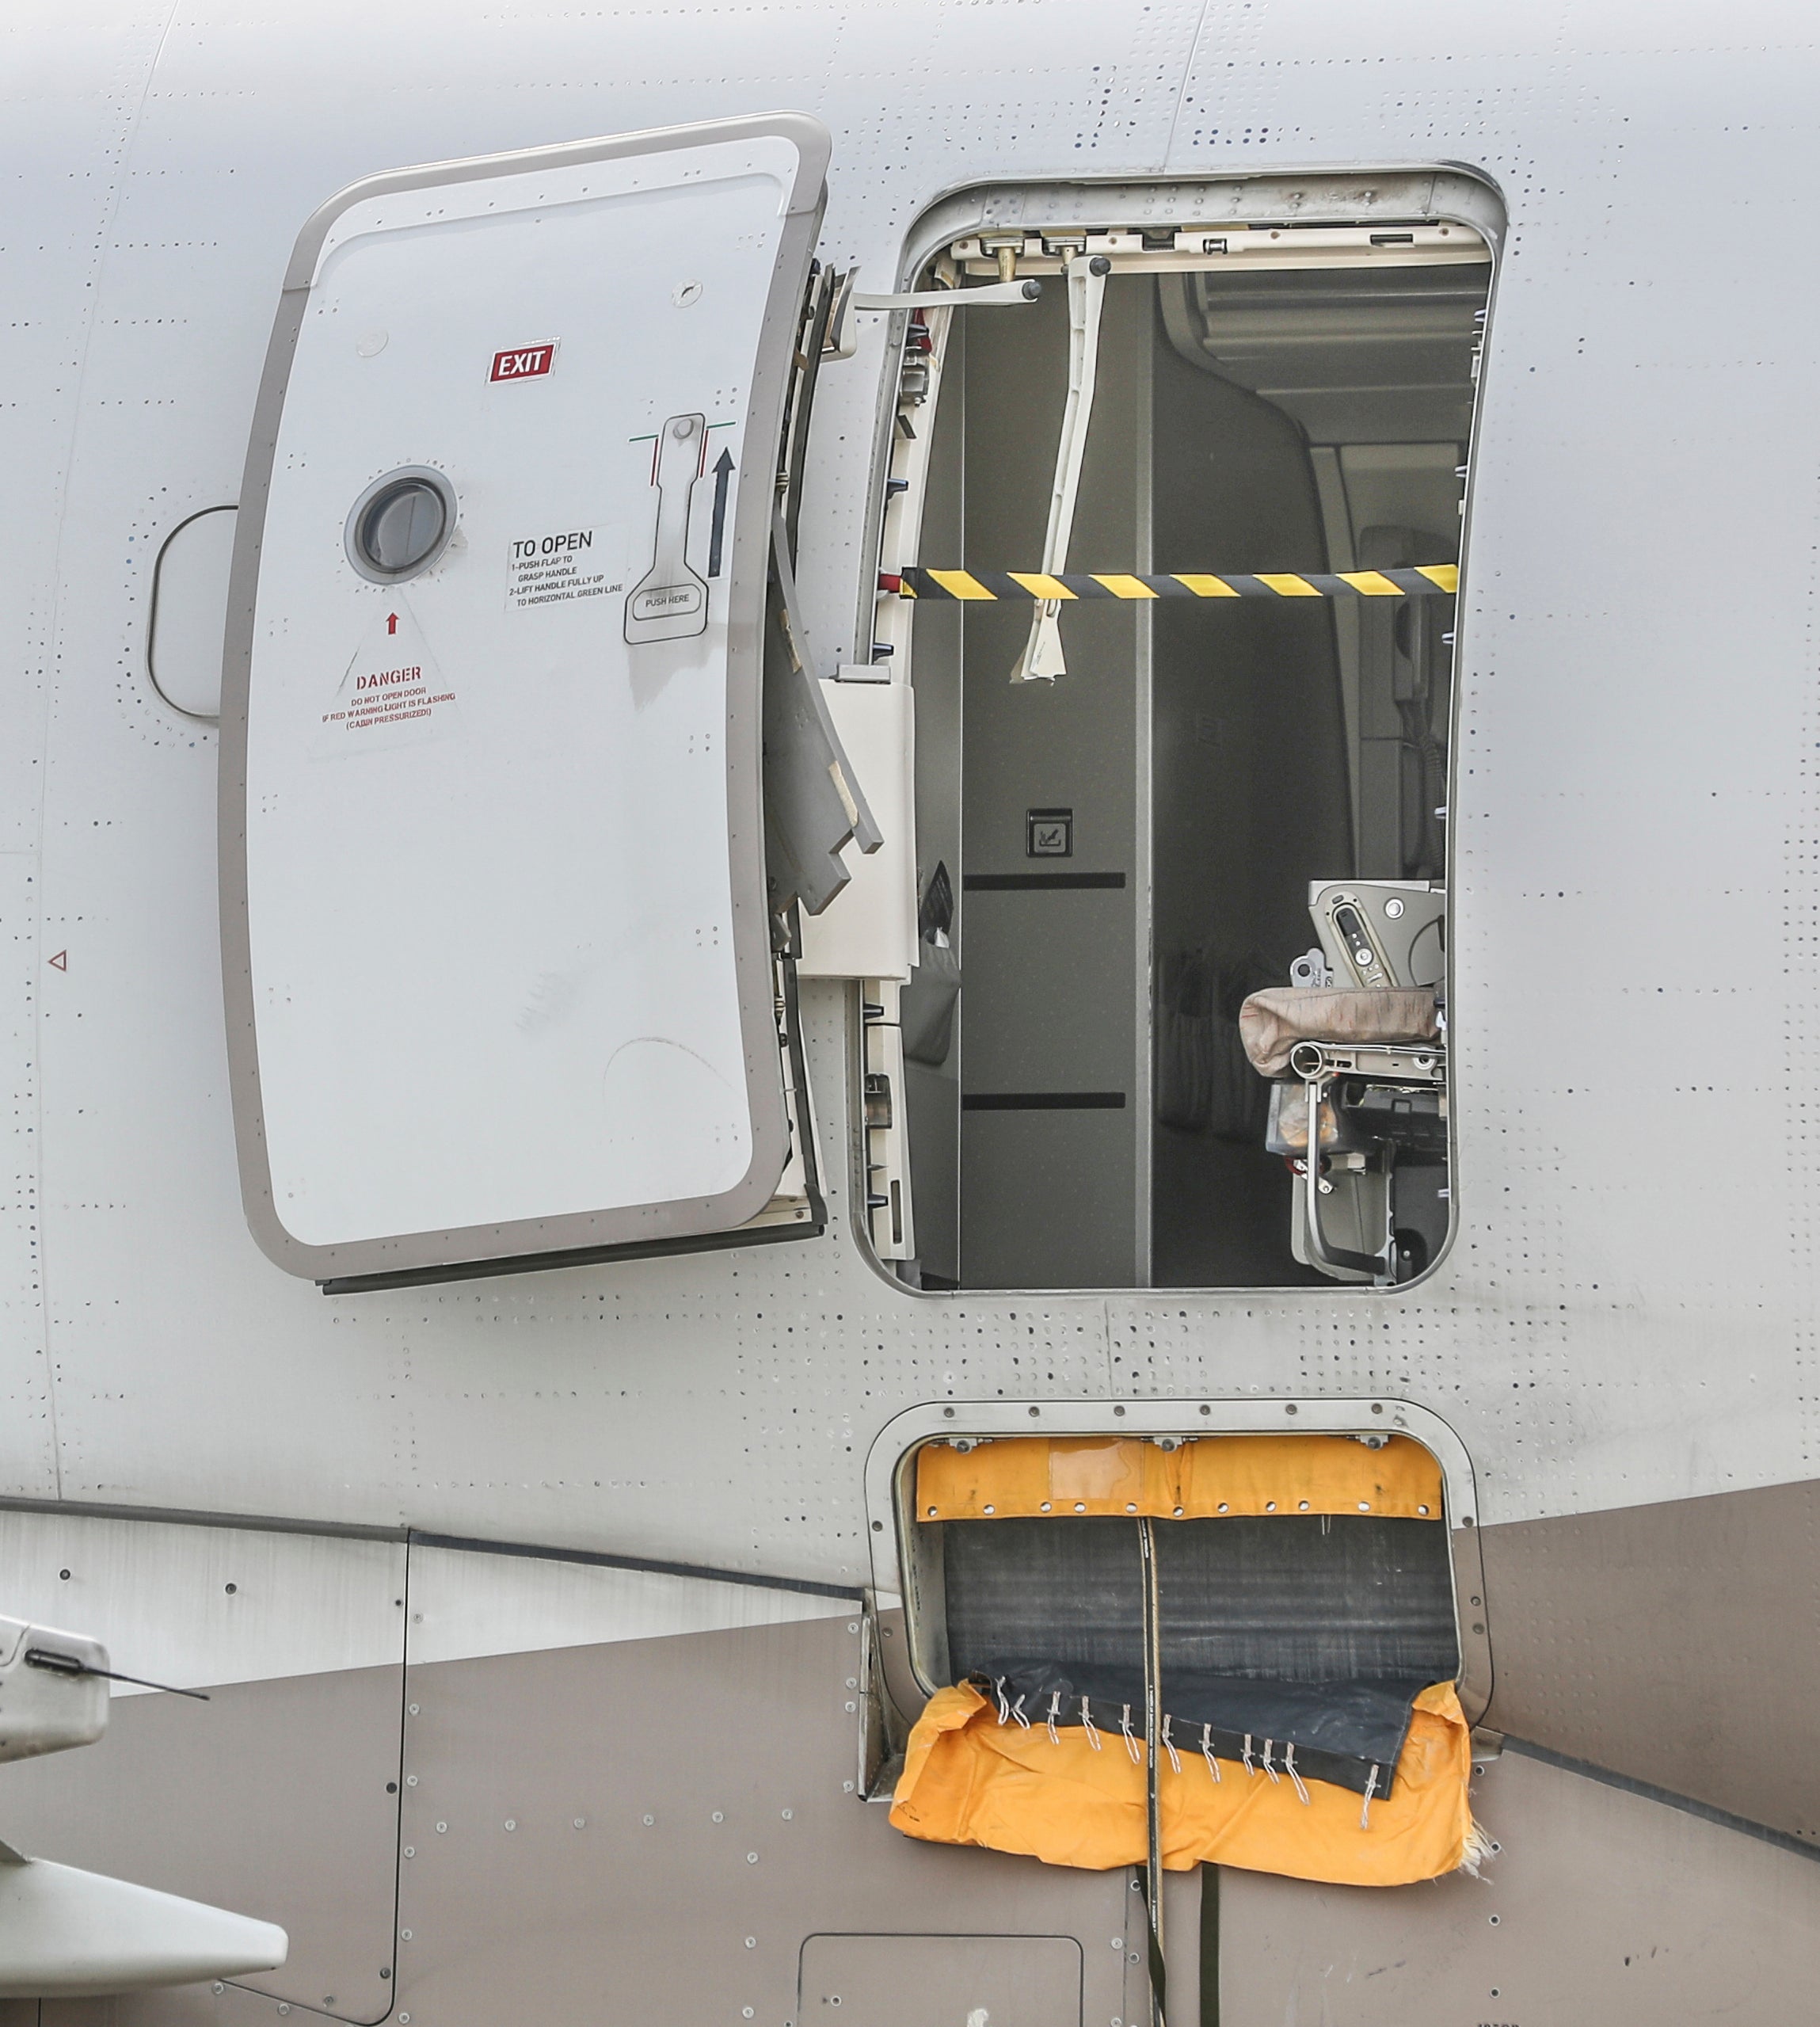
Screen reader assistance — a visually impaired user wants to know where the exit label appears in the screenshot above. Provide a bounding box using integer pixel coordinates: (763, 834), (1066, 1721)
(489, 341), (558, 383)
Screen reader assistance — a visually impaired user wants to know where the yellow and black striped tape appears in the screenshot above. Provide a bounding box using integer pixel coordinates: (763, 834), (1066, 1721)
(895, 565), (1458, 601)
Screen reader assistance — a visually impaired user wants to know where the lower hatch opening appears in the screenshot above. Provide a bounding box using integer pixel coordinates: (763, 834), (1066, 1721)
(889, 1430), (1479, 1888)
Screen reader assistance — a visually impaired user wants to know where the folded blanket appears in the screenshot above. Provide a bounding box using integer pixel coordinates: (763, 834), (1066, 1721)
(1239, 986), (1440, 1078)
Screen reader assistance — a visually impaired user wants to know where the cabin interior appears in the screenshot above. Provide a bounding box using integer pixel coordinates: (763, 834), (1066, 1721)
(893, 230), (1489, 1292)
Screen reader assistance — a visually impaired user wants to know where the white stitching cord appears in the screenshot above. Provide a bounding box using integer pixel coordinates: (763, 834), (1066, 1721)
(1120, 1702), (1141, 1763)
(1081, 1697), (1102, 1751)
(1242, 1733), (1256, 1776)
(994, 1678), (1010, 1724)
(1011, 1693), (1030, 1731)
(1046, 1691), (1063, 1745)
(1261, 1738), (1281, 1785)
(1202, 1722), (1221, 1784)
(1284, 1742), (1312, 1804)
(1360, 1764), (1380, 1828)
(1161, 1713), (1182, 1775)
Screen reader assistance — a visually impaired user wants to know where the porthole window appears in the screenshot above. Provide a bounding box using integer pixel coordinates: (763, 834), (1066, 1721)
(344, 467), (457, 584)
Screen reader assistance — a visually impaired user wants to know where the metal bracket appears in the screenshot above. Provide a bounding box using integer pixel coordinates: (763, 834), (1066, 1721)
(1011, 256), (1109, 684)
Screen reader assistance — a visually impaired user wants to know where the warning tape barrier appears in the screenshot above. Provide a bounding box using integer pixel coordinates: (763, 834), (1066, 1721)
(890, 565), (1457, 602)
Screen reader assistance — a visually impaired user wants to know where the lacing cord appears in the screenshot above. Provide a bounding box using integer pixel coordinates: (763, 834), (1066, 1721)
(1360, 1762), (1380, 1828)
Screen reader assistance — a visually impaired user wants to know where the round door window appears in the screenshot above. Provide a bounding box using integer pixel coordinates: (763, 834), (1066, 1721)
(345, 467), (457, 583)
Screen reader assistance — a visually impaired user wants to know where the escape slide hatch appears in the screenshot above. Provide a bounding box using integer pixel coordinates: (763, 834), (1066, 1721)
(221, 117), (836, 1283)
(891, 1433), (1478, 1889)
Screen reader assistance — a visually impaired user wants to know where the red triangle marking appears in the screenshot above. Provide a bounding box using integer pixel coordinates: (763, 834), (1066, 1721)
(48, 951), (67, 971)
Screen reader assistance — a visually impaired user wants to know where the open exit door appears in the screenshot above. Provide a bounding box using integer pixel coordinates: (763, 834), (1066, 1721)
(220, 115), (831, 1285)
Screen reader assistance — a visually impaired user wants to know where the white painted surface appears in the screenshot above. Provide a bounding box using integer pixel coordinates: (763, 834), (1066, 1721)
(245, 137), (801, 1246)
(798, 678), (916, 981)
(406, 1543), (851, 1668)
(0, 1515), (406, 1695)
(0, 1616), (108, 1761)
(0, 0), (1814, 1587)
(0, 1512), (848, 1697)
(0, 1855), (287, 1995)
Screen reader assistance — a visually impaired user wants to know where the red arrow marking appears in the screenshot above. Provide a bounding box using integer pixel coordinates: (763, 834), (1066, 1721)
(48, 951), (67, 971)
(386, 613), (398, 635)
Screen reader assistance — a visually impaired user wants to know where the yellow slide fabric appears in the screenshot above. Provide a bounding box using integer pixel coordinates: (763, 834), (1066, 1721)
(915, 1432), (1443, 1522)
(890, 1680), (1474, 1888)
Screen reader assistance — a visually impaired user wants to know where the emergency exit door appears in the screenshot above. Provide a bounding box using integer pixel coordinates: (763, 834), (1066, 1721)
(220, 116), (829, 1281)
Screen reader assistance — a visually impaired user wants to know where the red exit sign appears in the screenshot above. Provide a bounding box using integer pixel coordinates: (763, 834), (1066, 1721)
(489, 341), (557, 383)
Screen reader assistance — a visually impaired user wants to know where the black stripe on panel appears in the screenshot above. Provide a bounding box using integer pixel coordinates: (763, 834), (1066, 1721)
(962, 871), (1127, 891)
(963, 1092), (1128, 1111)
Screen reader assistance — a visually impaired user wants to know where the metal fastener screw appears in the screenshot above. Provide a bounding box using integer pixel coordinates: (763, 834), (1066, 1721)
(842, 1780), (855, 1793)
(409, 1704), (420, 1715)
(744, 1937), (756, 1949)
(1111, 1938), (1123, 1949)
(747, 1851), (759, 1864)
(406, 1775), (418, 1786)
(212, 1984), (223, 1995)
(403, 1846), (415, 1857)
(847, 1622), (859, 1634)
(573, 1818), (585, 1829)
(436, 1823), (447, 1834)
(844, 1701), (857, 1713)
(504, 1819), (516, 1831)
(712, 1811), (725, 1823)
(642, 1814), (655, 1827)
(379, 1969), (390, 1980)
(781, 1809), (793, 1820)
(400, 1930), (411, 1941)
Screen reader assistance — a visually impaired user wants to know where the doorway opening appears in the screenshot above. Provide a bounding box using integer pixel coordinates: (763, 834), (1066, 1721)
(882, 203), (1491, 1290)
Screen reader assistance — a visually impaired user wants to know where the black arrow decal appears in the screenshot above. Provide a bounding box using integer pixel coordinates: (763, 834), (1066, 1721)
(707, 447), (735, 578)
